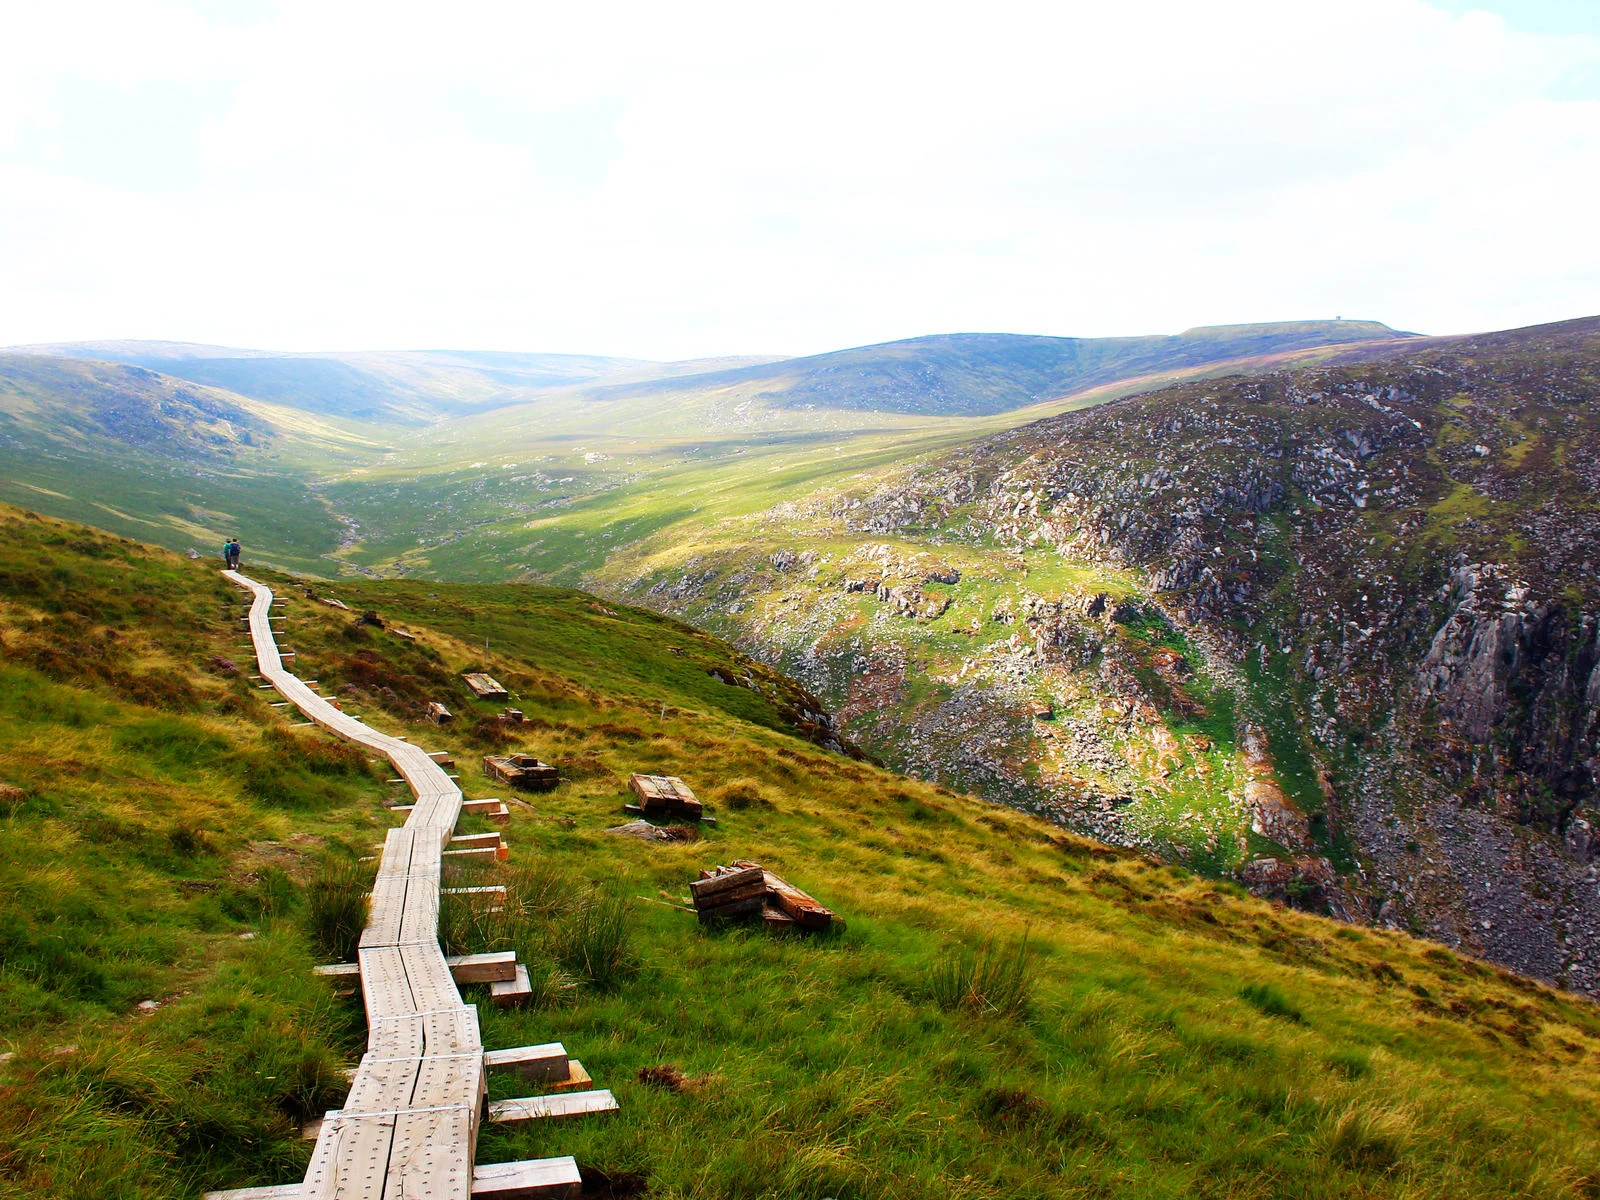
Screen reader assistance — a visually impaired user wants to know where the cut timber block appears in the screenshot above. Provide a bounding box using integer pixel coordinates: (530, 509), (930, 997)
(442, 845), (500, 863)
(488, 1089), (618, 1124)
(490, 963), (533, 1008)
(312, 962), (361, 979)
(471, 1157), (580, 1200)
(426, 702), (454, 725)
(446, 951), (518, 983)
(463, 672), (510, 700)
(427, 749), (454, 765)
(545, 1060), (593, 1093)
(203, 1187), (303, 1200)
(483, 1042), (568, 1083)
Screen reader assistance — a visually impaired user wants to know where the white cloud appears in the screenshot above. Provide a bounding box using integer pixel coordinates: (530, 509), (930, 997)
(0, 0), (1596, 357)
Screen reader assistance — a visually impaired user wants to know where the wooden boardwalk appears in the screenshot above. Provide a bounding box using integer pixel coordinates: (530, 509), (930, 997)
(220, 571), (581, 1200)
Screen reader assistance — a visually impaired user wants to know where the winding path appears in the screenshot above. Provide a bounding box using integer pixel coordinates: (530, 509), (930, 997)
(227, 570), (485, 1200)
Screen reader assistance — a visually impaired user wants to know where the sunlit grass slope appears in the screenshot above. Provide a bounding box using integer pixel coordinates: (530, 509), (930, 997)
(1, 503), (1597, 1200)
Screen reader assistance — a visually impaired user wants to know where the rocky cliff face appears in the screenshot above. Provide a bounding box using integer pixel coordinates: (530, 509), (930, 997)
(602, 317), (1600, 995)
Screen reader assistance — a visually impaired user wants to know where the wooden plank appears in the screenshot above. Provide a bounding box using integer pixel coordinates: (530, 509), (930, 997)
(471, 1157), (580, 1200)
(313, 962), (361, 978)
(489, 964), (533, 1008)
(442, 846), (500, 863)
(462, 673), (510, 700)
(449, 832), (503, 851)
(446, 951), (518, 983)
(461, 798), (505, 815)
(203, 1186), (303, 1200)
(689, 865), (764, 901)
(488, 1090), (618, 1124)
(482, 1043), (568, 1083)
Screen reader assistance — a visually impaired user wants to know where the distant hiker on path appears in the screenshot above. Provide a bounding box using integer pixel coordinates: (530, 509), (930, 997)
(224, 538), (241, 569)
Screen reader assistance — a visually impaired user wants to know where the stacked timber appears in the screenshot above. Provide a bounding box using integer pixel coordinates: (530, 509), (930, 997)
(463, 672), (510, 700)
(499, 708), (525, 723)
(626, 774), (703, 821)
(425, 701), (453, 725)
(485, 753), (559, 792)
(690, 860), (834, 930)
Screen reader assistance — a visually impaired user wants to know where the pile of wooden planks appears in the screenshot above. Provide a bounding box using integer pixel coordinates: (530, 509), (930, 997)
(463, 672), (510, 700)
(426, 701), (454, 725)
(484, 753), (559, 792)
(626, 773), (704, 821)
(689, 860), (834, 930)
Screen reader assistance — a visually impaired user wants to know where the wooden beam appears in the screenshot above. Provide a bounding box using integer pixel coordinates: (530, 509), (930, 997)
(470, 1157), (580, 1199)
(203, 1186), (303, 1200)
(482, 1043), (568, 1083)
(490, 963), (533, 1008)
(447, 951), (518, 983)
(488, 1090), (617, 1124)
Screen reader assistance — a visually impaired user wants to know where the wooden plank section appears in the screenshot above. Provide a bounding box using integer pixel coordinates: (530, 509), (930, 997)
(447, 951), (518, 983)
(489, 963), (533, 1008)
(471, 1157), (580, 1200)
(313, 962), (361, 978)
(442, 846), (500, 863)
(488, 1090), (618, 1124)
(203, 1186), (304, 1200)
(462, 673), (510, 700)
(426, 702), (454, 725)
(482, 1043), (568, 1083)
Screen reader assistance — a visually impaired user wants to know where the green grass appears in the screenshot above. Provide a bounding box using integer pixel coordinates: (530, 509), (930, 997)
(2, 504), (1599, 1199)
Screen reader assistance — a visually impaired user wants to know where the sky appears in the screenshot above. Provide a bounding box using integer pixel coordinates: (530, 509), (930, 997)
(1, 0), (1597, 360)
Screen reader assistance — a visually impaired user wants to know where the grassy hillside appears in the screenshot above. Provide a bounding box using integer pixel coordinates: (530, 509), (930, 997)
(1, 504), (1597, 1199)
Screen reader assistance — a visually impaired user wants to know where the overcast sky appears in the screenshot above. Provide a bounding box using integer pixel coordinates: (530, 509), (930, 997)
(1, 0), (1597, 359)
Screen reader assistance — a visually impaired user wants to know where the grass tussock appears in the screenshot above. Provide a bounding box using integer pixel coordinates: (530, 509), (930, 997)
(926, 934), (1034, 1017)
(1240, 981), (1304, 1023)
(305, 858), (371, 962)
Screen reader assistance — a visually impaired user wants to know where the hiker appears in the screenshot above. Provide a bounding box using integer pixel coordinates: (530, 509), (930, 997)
(231, 539), (242, 569)
(221, 538), (233, 568)
(226, 538), (241, 569)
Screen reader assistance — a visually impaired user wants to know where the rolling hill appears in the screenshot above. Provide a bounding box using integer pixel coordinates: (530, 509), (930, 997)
(0, 507), (1596, 1198)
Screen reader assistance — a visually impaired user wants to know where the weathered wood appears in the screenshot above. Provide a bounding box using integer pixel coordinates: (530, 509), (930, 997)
(203, 1186), (303, 1199)
(735, 860), (833, 929)
(488, 1090), (618, 1124)
(428, 749), (455, 766)
(484, 755), (559, 793)
(463, 673), (510, 700)
(470, 1157), (580, 1199)
(426, 702), (454, 725)
(483, 1043), (568, 1083)
(312, 962), (362, 978)
(689, 865), (764, 901)
(446, 951), (519, 983)
(697, 894), (766, 924)
(628, 773), (703, 818)
(490, 963), (533, 1008)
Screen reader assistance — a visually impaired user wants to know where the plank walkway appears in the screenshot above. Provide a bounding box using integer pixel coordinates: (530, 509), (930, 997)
(221, 571), (556, 1200)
